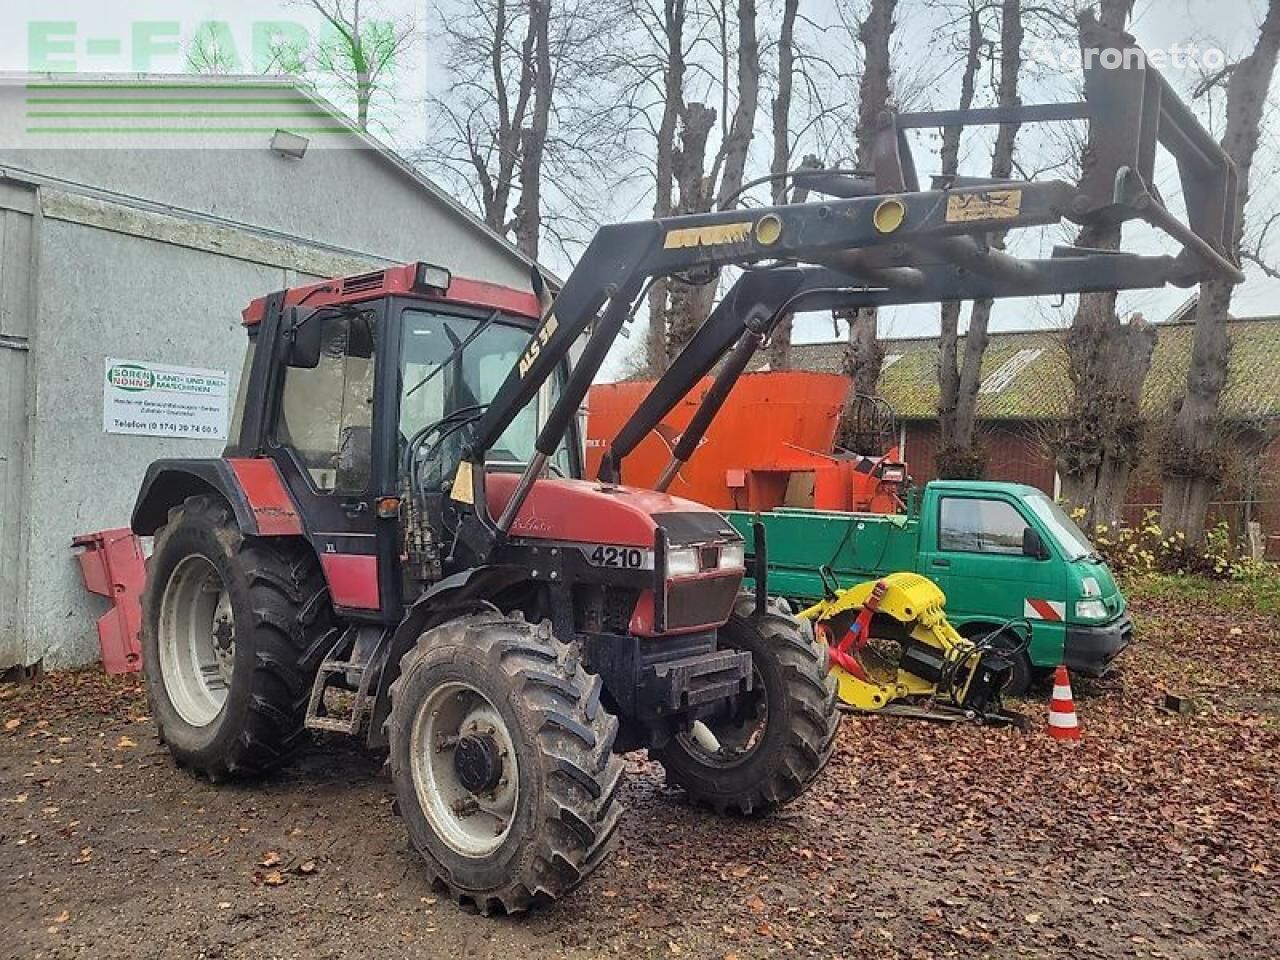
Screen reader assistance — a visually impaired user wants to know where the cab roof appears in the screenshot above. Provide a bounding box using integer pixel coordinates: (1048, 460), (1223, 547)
(241, 262), (541, 326)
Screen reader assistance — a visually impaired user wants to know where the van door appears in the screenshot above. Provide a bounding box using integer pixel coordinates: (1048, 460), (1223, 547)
(921, 494), (1062, 635)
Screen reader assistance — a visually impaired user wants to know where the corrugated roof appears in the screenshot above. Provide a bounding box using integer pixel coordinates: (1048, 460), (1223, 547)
(789, 314), (1280, 421)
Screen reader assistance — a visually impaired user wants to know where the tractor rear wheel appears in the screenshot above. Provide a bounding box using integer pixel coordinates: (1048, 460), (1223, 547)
(388, 613), (623, 913)
(652, 595), (840, 816)
(141, 495), (327, 781)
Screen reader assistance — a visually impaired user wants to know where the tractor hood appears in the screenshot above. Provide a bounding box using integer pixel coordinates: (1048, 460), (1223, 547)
(485, 474), (742, 549)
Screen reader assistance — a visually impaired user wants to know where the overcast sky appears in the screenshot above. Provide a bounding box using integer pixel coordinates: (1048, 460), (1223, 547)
(3, 0), (1277, 377)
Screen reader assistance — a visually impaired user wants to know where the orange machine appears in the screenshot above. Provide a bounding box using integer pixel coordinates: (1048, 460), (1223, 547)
(586, 371), (907, 513)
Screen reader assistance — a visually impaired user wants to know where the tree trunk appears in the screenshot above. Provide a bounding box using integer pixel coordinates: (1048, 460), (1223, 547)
(513, 0), (552, 259)
(1160, 0), (1280, 543)
(834, 0), (894, 433)
(935, 3), (984, 479)
(645, 0), (688, 375)
(663, 0), (760, 364)
(1055, 0), (1146, 528)
(762, 0), (800, 371)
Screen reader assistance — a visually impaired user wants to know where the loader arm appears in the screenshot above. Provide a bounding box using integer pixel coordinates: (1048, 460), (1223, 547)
(457, 12), (1240, 555)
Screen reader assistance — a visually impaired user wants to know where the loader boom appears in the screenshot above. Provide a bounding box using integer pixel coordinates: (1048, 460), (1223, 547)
(455, 11), (1240, 556)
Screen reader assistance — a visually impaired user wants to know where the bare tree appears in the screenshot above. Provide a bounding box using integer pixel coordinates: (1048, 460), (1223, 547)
(643, 0), (691, 374)
(185, 22), (306, 75)
(422, 0), (617, 260)
(306, 0), (417, 131)
(936, 1), (987, 477)
(513, 0), (553, 258)
(1054, 0), (1151, 528)
(662, 0), (763, 365)
(1160, 0), (1280, 542)
(842, 0), (896, 399)
(937, 0), (1023, 480)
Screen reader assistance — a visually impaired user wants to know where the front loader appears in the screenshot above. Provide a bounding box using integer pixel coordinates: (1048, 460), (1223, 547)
(132, 14), (1239, 914)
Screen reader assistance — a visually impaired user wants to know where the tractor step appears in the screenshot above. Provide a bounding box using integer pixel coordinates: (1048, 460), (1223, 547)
(305, 626), (391, 736)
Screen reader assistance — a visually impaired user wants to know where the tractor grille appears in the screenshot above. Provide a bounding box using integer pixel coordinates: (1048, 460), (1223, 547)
(665, 572), (741, 631)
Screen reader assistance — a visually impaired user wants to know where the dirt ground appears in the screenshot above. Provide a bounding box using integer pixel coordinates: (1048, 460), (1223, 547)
(2, 584), (1277, 960)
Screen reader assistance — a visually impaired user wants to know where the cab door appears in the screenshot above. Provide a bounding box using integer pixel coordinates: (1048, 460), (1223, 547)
(269, 304), (400, 621)
(921, 494), (1062, 630)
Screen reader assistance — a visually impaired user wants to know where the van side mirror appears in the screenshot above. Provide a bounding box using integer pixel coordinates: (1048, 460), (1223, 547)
(287, 307), (323, 368)
(1022, 526), (1049, 560)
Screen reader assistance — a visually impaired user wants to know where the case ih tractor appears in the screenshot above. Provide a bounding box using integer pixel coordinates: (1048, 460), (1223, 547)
(131, 15), (1240, 913)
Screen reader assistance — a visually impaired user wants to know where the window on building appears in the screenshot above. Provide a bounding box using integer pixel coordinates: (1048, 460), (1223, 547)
(277, 312), (376, 494)
(938, 497), (1027, 555)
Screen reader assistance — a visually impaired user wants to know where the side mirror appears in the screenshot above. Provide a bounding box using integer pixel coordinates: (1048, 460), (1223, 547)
(287, 307), (323, 368)
(1022, 526), (1049, 560)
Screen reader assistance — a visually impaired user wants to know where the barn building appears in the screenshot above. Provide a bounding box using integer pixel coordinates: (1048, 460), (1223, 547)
(0, 74), (537, 671)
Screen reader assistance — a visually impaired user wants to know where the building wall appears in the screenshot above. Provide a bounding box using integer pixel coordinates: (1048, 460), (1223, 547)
(0, 84), (540, 670)
(0, 181), (35, 669)
(902, 420), (1057, 493)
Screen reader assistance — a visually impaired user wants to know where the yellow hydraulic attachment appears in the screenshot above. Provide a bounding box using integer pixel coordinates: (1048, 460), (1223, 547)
(798, 572), (1020, 724)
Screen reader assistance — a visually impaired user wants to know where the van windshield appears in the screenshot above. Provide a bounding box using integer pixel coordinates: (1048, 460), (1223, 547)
(1025, 494), (1096, 561)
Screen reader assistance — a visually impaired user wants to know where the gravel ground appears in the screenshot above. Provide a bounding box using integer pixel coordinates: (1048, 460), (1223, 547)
(2, 587), (1277, 960)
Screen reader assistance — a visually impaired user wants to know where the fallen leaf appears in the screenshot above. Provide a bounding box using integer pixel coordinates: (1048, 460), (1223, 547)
(1025, 913), (1042, 925)
(602, 888), (619, 897)
(747, 895), (766, 914)
(262, 870), (287, 887)
(115, 736), (136, 750)
(4, 719), (20, 731)
(53, 911), (70, 924)
(730, 865), (752, 878)
(259, 851), (283, 868)
(297, 860), (317, 875)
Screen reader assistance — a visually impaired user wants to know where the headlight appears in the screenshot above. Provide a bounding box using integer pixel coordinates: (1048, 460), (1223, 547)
(1075, 599), (1108, 620)
(666, 546), (699, 577)
(719, 542), (745, 570)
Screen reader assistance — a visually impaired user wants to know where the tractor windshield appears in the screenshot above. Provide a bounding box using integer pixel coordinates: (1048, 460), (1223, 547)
(399, 308), (574, 483)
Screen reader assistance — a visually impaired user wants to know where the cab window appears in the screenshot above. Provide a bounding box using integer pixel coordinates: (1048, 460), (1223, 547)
(276, 312), (376, 494)
(938, 497), (1027, 555)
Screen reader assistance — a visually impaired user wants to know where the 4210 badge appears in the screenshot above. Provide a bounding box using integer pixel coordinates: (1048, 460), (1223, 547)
(103, 358), (230, 440)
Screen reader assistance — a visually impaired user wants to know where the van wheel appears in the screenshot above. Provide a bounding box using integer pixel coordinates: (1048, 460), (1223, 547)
(961, 624), (1032, 697)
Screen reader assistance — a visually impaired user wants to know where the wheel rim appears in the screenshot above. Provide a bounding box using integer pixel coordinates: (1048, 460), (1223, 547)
(678, 667), (769, 768)
(157, 555), (235, 728)
(409, 681), (520, 857)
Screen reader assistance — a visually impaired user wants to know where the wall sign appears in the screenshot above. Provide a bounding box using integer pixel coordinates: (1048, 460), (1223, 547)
(103, 359), (229, 439)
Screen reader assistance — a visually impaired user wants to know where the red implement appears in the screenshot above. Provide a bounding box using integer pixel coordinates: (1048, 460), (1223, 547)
(72, 528), (146, 674)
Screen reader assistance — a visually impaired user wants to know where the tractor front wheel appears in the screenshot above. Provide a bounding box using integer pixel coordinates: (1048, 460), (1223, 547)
(141, 495), (328, 781)
(388, 613), (623, 913)
(652, 595), (840, 816)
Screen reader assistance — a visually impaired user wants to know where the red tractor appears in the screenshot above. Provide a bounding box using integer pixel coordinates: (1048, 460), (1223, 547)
(131, 15), (1239, 914)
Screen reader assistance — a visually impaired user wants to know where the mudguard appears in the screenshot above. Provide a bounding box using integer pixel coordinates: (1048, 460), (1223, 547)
(365, 564), (531, 749)
(131, 458), (303, 537)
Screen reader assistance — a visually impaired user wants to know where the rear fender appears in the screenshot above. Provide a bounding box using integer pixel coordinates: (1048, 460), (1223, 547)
(366, 565), (530, 749)
(131, 458), (303, 537)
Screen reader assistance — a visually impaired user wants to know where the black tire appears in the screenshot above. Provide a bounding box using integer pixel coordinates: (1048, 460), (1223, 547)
(388, 613), (623, 914)
(651, 595), (840, 816)
(141, 495), (328, 781)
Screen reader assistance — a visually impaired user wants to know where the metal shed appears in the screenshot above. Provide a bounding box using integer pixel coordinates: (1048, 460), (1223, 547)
(0, 74), (537, 670)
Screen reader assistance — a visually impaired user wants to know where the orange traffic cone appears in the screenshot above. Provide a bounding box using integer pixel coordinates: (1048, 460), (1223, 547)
(1047, 665), (1081, 741)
